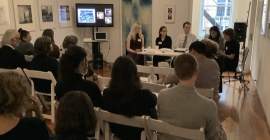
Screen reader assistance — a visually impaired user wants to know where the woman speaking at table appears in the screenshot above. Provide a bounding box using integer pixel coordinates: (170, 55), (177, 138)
(153, 26), (172, 66)
(126, 23), (145, 65)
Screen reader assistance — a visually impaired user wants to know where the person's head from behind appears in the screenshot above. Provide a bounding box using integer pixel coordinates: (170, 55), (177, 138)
(189, 41), (207, 57)
(209, 26), (221, 40)
(109, 56), (141, 95)
(18, 28), (31, 42)
(173, 54), (198, 86)
(55, 91), (97, 139)
(159, 26), (167, 38)
(0, 72), (31, 117)
(62, 35), (78, 50)
(42, 28), (54, 43)
(223, 28), (235, 41)
(201, 39), (218, 59)
(1, 29), (20, 47)
(183, 21), (191, 34)
(60, 46), (88, 81)
(34, 36), (52, 56)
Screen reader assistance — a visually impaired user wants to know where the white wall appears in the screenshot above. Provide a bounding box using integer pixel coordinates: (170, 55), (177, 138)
(250, 0), (270, 126)
(0, 0), (122, 63)
(152, 0), (192, 47)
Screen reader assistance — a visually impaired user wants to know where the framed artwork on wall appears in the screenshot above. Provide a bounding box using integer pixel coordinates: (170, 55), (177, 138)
(57, 0), (74, 28)
(165, 5), (175, 23)
(0, 0), (12, 34)
(13, 0), (37, 31)
(38, 0), (57, 30)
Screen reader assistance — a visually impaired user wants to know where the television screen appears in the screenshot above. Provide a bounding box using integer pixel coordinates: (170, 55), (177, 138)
(76, 3), (113, 27)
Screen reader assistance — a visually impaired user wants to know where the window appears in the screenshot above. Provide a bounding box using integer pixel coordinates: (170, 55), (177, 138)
(217, 6), (225, 16)
(199, 0), (233, 37)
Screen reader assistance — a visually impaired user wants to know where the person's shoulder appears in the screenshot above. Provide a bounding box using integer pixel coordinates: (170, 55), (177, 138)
(19, 117), (47, 130)
(196, 93), (217, 110)
(140, 89), (156, 99)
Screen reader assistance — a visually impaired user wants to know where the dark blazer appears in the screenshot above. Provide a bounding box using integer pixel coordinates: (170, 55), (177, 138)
(224, 39), (240, 71)
(0, 45), (28, 69)
(55, 73), (103, 107)
(155, 35), (172, 49)
(102, 88), (157, 140)
(30, 54), (59, 93)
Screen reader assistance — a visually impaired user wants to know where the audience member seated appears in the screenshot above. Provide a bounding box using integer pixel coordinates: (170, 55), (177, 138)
(0, 71), (50, 140)
(55, 91), (97, 140)
(206, 26), (225, 51)
(0, 29), (28, 69)
(126, 23), (145, 65)
(158, 54), (225, 140)
(42, 29), (60, 59)
(153, 26), (172, 67)
(102, 56), (157, 140)
(202, 39), (223, 93)
(166, 41), (220, 95)
(30, 36), (59, 93)
(221, 28), (240, 72)
(190, 41), (220, 95)
(55, 46), (103, 107)
(175, 21), (197, 49)
(15, 28), (34, 55)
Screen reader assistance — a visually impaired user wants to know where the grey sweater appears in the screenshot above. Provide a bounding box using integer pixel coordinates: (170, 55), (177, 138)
(157, 84), (219, 140)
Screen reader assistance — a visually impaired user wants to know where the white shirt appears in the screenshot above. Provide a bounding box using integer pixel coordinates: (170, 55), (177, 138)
(174, 33), (197, 49)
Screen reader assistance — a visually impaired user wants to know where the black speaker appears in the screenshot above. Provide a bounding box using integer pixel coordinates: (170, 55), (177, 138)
(234, 22), (247, 42)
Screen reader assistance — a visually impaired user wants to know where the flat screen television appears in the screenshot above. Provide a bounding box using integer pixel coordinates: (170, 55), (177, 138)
(76, 3), (113, 27)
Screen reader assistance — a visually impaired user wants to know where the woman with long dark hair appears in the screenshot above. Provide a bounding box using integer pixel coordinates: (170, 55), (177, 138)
(208, 26), (225, 51)
(55, 91), (97, 140)
(55, 46), (103, 107)
(102, 56), (157, 140)
(153, 26), (172, 66)
(42, 29), (60, 58)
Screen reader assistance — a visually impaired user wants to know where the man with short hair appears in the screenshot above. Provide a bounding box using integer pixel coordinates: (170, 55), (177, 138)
(158, 54), (221, 140)
(175, 21), (197, 49)
(0, 29), (27, 68)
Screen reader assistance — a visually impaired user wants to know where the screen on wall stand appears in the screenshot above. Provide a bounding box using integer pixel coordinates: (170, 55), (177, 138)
(76, 3), (113, 27)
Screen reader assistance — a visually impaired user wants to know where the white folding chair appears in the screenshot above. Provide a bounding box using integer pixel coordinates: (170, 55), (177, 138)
(94, 108), (150, 140)
(142, 82), (166, 93)
(146, 118), (205, 140)
(197, 88), (214, 99)
(23, 69), (57, 123)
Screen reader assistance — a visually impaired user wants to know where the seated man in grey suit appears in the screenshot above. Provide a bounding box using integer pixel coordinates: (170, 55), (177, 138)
(158, 54), (222, 140)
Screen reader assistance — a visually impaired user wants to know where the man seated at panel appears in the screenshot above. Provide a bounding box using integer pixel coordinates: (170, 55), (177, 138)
(158, 54), (225, 140)
(175, 21), (197, 49)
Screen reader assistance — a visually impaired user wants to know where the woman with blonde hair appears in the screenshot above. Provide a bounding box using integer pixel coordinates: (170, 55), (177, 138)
(126, 23), (145, 65)
(0, 71), (49, 140)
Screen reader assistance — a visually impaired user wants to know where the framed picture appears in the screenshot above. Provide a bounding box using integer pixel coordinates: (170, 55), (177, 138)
(38, 0), (57, 30)
(13, 0), (37, 31)
(0, 0), (12, 34)
(57, 0), (74, 28)
(260, 0), (268, 35)
(165, 5), (175, 23)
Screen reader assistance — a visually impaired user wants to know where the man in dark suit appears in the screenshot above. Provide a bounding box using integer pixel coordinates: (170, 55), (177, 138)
(0, 29), (27, 69)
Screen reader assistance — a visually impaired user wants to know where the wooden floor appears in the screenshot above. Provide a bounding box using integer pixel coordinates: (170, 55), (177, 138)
(218, 77), (270, 140)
